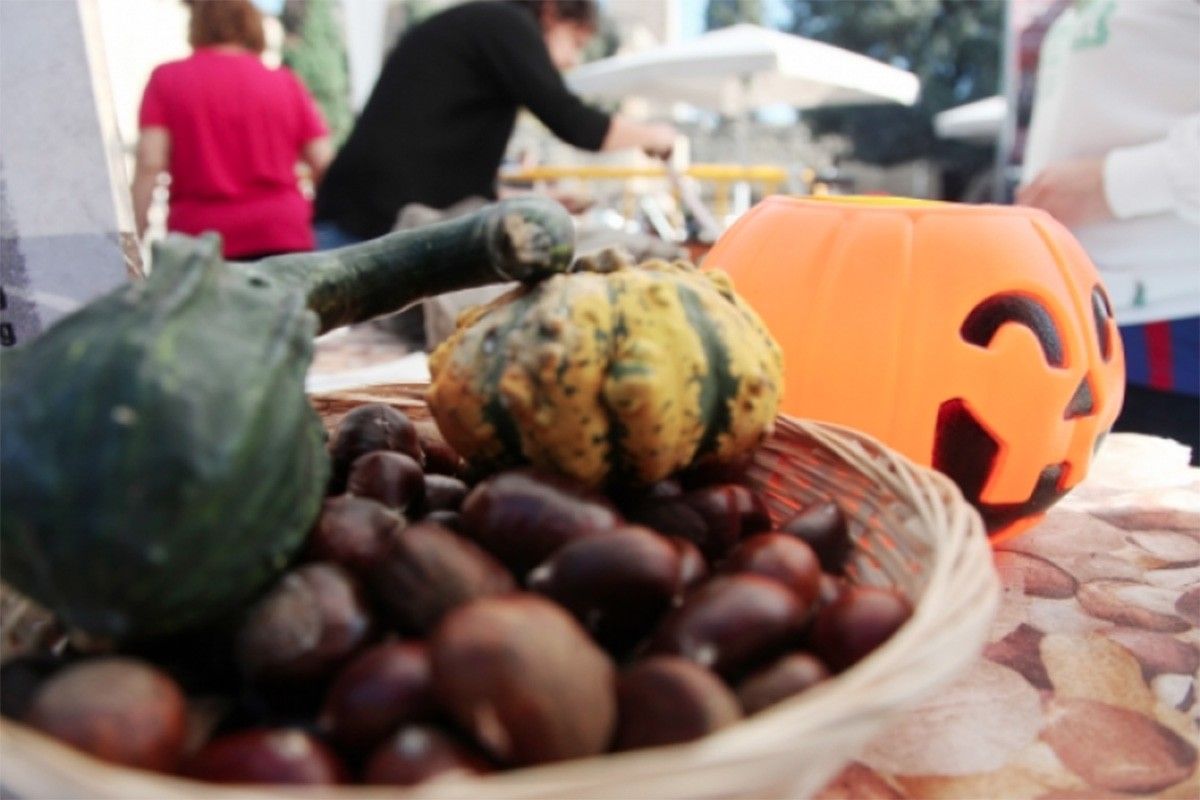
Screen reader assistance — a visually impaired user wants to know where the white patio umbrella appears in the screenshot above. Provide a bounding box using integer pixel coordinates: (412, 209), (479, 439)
(934, 95), (1007, 142)
(566, 24), (920, 116)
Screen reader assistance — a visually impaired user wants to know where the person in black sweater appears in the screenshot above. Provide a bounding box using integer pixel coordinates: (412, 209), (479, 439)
(313, 0), (678, 246)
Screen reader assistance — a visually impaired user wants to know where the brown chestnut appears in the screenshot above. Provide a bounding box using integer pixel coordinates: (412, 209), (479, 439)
(430, 595), (616, 766)
(235, 563), (374, 684)
(367, 522), (515, 635)
(2, 654), (69, 721)
(679, 484), (772, 560)
(736, 652), (830, 714)
(363, 725), (491, 785)
(421, 474), (469, 513)
(23, 657), (187, 772)
(417, 430), (465, 476)
(460, 469), (620, 575)
(811, 586), (912, 672)
(346, 451), (425, 512)
(527, 525), (683, 654)
(719, 533), (822, 610)
(620, 480), (709, 545)
(184, 728), (347, 784)
(649, 575), (807, 680)
(670, 536), (709, 592)
(423, 509), (465, 532)
(328, 403), (422, 493)
(780, 500), (851, 574)
(613, 656), (741, 751)
(319, 640), (434, 751)
(306, 495), (403, 572)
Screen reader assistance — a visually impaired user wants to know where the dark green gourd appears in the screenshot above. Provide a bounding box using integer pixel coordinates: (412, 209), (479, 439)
(0, 198), (573, 640)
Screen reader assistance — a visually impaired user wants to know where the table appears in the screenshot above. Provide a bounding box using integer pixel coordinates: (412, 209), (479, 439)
(818, 433), (1200, 799)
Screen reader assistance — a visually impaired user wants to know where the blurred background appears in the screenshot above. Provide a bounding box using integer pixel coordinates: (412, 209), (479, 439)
(93, 0), (1068, 247)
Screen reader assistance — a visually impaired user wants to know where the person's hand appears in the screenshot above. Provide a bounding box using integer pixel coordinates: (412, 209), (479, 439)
(1016, 157), (1115, 227)
(642, 123), (678, 160)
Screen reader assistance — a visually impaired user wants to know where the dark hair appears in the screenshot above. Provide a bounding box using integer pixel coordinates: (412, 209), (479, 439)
(187, 0), (266, 53)
(508, 0), (599, 31)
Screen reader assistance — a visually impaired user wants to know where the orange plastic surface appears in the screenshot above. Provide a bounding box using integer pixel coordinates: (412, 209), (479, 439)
(706, 196), (1125, 539)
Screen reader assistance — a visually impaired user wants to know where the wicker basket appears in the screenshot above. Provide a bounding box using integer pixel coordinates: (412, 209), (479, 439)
(0, 383), (1000, 800)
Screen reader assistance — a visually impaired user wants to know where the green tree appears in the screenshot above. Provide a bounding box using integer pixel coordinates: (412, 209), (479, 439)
(705, 0), (764, 30)
(785, 0), (1003, 184)
(282, 0), (353, 145)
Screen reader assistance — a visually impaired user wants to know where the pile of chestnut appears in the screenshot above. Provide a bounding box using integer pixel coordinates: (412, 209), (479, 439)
(2, 403), (912, 787)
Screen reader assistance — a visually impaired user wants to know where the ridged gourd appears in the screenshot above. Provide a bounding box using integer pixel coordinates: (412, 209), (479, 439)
(427, 250), (783, 487)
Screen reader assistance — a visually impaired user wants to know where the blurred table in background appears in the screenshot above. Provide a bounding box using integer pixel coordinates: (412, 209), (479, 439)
(501, 163), (796, 227)
(818, 433), (1199, 799)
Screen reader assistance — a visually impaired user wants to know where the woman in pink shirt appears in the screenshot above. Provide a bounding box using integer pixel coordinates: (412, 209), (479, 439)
(131, 0), (332, 260)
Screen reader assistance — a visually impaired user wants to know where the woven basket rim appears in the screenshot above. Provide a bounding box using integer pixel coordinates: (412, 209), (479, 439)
(0, 383), (1000, 800)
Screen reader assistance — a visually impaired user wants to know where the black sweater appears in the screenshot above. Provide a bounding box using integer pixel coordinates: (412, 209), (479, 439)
(314, 1), (612, 239)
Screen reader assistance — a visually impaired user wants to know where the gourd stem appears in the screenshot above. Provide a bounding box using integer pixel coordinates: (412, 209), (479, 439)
(246, 197), (574, 335)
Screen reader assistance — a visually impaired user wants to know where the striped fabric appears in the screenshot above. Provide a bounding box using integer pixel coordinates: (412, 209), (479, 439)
(1120, 316), (1200, 396)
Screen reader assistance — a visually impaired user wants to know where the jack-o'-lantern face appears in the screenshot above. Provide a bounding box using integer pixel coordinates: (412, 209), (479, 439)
(707, 196), (1125, 540)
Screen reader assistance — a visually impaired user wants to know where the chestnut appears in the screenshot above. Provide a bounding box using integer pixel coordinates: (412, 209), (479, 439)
(328, 403), (422, 493)
(423, 509), (465, 532)
(679, 484), (772, 560)
(1, 654), (69, 721)
(649, 575), (807, 681)
(367, 522), (515, 635)
(184, 728), (347, 784)
(811, 585), (912, 672)
(613, 656), (741, 751)
(460, 469), (620, 575)
(306, 495), (403, 572)
(235, 562), (374, 684)
(346, 451), (425, 512)
(620, 481), (708, 545)
(421, 474), (469, 514)
(528, 525), (683, 654)
(363, 725), (491, 785)
(319, 640), (434, 751)
(719, 533), (822, 610)
(430, 595), (616, 766)
(611, 478), (684, 508)
(23, 657), (187, 772)
(676, 456), (755, 489)
(670, 536), (709, 592)
(780, 499), (851, 574)
(736, 652), (830, 714)
(417, 430), (465, 476)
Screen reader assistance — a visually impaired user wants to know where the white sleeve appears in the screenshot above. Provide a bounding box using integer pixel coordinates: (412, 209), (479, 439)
(1103, 113), (1200, 223)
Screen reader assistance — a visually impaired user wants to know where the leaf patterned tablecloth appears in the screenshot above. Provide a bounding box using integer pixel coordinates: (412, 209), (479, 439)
(819, 433), (1200, 800)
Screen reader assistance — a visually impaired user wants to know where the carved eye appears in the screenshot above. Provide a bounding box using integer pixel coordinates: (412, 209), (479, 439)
(1064, 376), (1095, 419)
(1091, 285), (1115, 361)
(934, 399), (1069, 534)
(960, 293), (1064, 367)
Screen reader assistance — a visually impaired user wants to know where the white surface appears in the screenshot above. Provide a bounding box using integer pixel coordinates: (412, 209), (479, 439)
(342, 0), (389, 112)
(933, 94), (1006, 142)
(0, 0), (135, 341)
(305, 350), (430, 394)
(566, 23), (919, 116)
(0, 0), (128, 240)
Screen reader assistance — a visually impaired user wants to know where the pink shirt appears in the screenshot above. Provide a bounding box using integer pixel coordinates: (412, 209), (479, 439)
(139, 49), (328, 258)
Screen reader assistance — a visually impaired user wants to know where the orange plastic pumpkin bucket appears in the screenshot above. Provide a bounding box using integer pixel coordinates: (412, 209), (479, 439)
(706, 195), (1125, 541)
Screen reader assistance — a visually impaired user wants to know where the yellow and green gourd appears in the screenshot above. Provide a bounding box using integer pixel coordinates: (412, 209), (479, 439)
(427, 250), (784, 487)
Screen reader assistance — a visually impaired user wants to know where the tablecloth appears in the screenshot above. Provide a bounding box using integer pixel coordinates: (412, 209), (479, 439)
(818, 433), (1199, 799)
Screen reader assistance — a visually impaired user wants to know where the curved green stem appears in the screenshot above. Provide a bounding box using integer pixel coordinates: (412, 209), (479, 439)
(245, 197), (574, 334)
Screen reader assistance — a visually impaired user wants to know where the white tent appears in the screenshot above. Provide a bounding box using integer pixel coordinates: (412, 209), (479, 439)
(934, 95), (1007, 142)
(566, 23), (920, 116)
